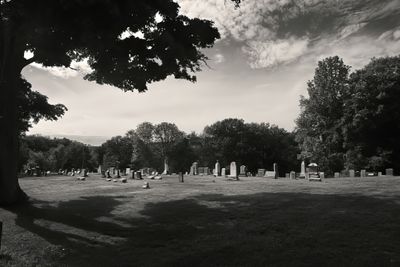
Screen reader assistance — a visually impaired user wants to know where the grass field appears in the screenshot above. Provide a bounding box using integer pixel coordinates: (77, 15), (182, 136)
(1, 174), (400, 266)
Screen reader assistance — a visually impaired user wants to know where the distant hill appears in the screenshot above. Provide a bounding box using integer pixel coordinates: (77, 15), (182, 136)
(46, 134), (109, 146)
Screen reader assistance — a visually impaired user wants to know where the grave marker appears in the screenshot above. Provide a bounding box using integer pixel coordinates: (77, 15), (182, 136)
(215, 161), (221, 176)
(239, 165), (247, 177)
(229, 162), (237, 178)
(221, 168), (226, 177)
(334, 172), (340, 178)
(290, 171), (296, 179)
(349, 170), (355, 178)
(361, 169), (366, 178)
(386, 168), (394, 176)
(257, 169), (265, 177)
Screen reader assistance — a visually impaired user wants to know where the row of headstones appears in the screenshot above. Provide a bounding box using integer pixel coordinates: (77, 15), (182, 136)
(189, 161), (279, 178)
(59, 168), (88, 177)
(333, 168), (394, 178)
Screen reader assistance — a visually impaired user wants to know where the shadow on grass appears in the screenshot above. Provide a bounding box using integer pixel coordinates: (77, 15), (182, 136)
(5, 192), (400, 266)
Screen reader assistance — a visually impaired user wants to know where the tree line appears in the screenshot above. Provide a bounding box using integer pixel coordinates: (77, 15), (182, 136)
(21, 119), (299, 176)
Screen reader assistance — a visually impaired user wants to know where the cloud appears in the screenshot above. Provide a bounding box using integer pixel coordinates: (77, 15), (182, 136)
(178, 0), (400, 68)
(242, 37), (309, 68)
(214, 53), (225, 64)
(30, 59), (92, 79)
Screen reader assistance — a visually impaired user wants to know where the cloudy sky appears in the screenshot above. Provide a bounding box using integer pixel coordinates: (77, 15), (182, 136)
(26, 0), (400, 144)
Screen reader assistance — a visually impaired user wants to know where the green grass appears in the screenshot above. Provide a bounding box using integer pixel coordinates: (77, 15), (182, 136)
(1, 175), (400, 266)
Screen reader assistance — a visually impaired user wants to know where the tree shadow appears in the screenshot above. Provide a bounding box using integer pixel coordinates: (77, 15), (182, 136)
(5, 192), (400, 266)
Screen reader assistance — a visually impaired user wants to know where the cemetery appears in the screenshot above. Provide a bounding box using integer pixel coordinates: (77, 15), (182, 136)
(1, 163), (400, 266)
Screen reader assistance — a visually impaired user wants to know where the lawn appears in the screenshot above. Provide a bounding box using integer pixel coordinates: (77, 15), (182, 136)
(1, 174), (400, 266)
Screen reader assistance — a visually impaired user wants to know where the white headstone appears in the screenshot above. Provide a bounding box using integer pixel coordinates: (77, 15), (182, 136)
(300, 161), (306, 177)
(229, 162), (237, 178)
(221, 168), (226, 177)
(215, 161), (221, 176)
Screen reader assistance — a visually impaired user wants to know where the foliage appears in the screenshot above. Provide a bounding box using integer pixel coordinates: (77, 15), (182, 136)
(202, 119), (299, 175)
(296, 55), (400, 174)
(343, 56), (400, 171)
(295, 56), (351, 174)
(19, 135), (97, 172)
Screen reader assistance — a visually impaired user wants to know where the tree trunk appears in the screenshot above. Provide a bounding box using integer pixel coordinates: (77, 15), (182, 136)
(0, 21), (27, 205)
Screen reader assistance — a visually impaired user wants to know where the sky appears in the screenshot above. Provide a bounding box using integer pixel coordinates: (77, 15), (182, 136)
(26, 0), (400, 145)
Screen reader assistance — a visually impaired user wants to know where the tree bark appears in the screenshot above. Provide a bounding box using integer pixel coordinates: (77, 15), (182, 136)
(0, 20), (27, 205)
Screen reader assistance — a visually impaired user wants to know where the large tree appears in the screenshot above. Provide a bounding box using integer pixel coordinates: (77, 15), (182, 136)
(0, 1), (222, 204)
(295, 56), (351, 174)
(343, 56), (400, 172)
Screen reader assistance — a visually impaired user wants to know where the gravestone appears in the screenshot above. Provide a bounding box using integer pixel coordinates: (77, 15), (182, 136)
(229, 162), (237, 178)
(162, 160), (169, 175)
(319, 172), (325, 179)
(361, 169), (366, 178)
(300, 161), (306, 178)
(215, 161), (221, 176)
(98, 165), (102, 174)
(378, 171), (383, 177)
(204, 167), (210, 175)
(290, 171), (296, 179)
(221, 168), (226, 177)
(135, 171), (142, 180)
(334, 172), (340, 178)
(349, 169), (355, 178)
(264, 171), (276, 178)
(273, 163), (278, 179)
(285, 173), (290, 178)
(193, 162), (198, 175)
(386, 168), (394, 176)
(179, 172), (184, 183)
(239, 165), (247, 177)
(257, 169), (265, 177)
(190, 165), (195, 175)
(126, 168), (131, 176)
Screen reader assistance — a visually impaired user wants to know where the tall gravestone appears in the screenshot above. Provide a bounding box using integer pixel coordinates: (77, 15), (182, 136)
(300, 161), (306, 178)
(290, 171), (296, 179)
(193, 162), (198, 175)
(229, 162), (237, 178)
(215, 161), (221, 176)
(221, 168), (226, 177)
(162, 159), (169, 175)
(273, 163), (278, 179)
(361, 169), (366, 178)
(349, 170), (355, 178)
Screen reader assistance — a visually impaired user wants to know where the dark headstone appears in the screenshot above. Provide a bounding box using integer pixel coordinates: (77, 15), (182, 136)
(179, 172), (184, 183)
(386, 168), (394, 176)
(273, 163), (278, 179)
